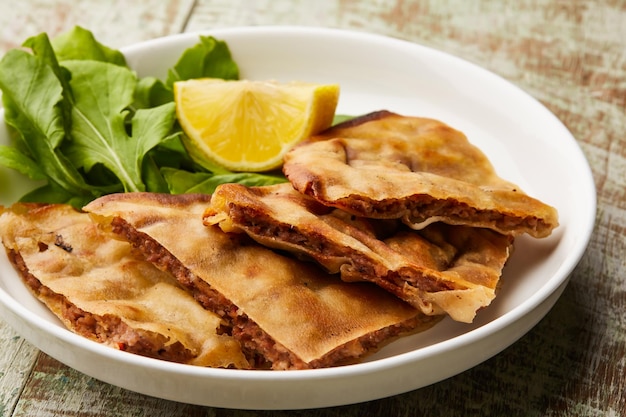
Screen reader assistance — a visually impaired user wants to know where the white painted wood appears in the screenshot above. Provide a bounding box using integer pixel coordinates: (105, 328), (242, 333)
(0, 0), (624, 415)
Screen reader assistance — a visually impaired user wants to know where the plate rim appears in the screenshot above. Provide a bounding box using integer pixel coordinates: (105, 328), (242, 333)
(0, 25), (597, 409)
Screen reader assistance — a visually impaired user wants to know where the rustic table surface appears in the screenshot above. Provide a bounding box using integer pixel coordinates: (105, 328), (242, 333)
(0, 0), (624, 416)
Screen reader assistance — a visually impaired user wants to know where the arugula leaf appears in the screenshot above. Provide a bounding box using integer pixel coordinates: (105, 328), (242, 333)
(24, 33), (74, 99)
(62, 59), (176, 193)
(0, 145), (46, 180)
(51, 26), (126, 65)
(332, 114), (354, 125)
(23, 32), (75, 136)
(142, 154), (171, 193)
(148, 134), (195, 172)
(166, 36), (239, 87)
(134, 76), (174, 109)
(161, 167), (286, 195)
(135, 36), (240, 110)
(0, 49), (97, 201)
(132, 103), (179, 193)
(0, 26), (290, 207)
(20, 182), (93, 208)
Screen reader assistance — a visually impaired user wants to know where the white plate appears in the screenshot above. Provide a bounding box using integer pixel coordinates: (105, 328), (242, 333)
(0, 26), (596, 410)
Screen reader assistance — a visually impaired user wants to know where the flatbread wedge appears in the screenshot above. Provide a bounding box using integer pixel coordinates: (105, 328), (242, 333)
(204, 183), (514, 323)
(83, 192), (437, 369)
(0, 203), (249, 368)
(283, 110), (559, 238)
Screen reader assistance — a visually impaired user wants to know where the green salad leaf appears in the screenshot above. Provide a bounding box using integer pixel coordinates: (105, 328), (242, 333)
(166, 36), (239, 87)
(0, 26), (290, 208)
(332, 114), (354, 125)
(61, 59), (177, 193)
(133, 36), (240, 110)
(0, 48), (99, 206)
(161, 168), (286, 195)
(0, 144), (46, 180)
(23, 33), (75, 136)
(134, 76), (175, 109)
(50, 26), (126, 65)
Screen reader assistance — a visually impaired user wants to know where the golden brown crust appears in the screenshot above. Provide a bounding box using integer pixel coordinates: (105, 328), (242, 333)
(283, 111), (559, 238)
(204, 183), (514, 323)
(0, 203), (249, 368)
(84, 192), (434, 369)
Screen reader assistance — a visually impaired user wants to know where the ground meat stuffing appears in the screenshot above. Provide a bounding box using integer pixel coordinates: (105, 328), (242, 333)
(228, 206), (453, 293)
(8, 249), (194, 364)
(109, 217), (425, 369)
(337, 194), (545, 235)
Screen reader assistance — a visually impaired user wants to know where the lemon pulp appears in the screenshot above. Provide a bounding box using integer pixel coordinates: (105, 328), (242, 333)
(174, 79), (340, 172)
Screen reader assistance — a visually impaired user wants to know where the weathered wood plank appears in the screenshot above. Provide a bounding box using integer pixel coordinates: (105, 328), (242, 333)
(185, 0), (345, 30)
(0, 0), (624, 416)
(11, 354), (204, 417)
(0, 323), (39, 417)
(0, 1), (196, 416)
(0, 0), (196, 53)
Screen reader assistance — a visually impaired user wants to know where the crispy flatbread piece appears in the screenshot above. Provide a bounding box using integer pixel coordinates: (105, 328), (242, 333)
(83, 192), (436, 369)
(204, 183), (514, 323)
(0, 203), (248, 368)
(283, 110), (559, 238)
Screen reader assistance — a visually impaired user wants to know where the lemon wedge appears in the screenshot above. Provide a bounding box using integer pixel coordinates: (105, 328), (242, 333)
(174, 78), (340, 172)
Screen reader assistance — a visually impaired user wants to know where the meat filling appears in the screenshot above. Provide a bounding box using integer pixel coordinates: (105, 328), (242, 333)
(227, 205), (457, 294)
(7, 249), (195, 364)
(337, 194), (543, 235)
(109, 217), (423, 370)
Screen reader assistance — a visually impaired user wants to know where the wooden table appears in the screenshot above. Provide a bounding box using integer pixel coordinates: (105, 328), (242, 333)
(0, 0), (624, 415)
